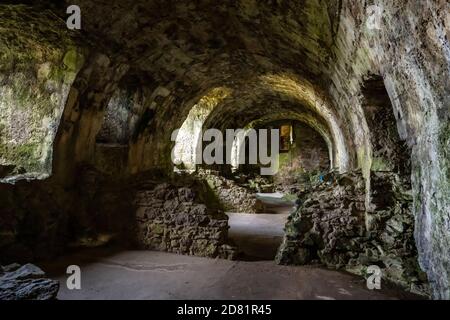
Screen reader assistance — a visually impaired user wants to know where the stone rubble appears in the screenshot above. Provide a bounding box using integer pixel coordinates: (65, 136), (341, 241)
(276, 171), (430, 297)
(0, 263), (59, 300)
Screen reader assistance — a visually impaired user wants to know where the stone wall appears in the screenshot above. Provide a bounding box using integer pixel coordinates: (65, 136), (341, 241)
(292, 123), (330, 172)
(197, 170), (258, 213)
(0, 5), (85, 177)
(133, 177), (237, 259)
(0, 166), (237, 263)
(361, 76), (411, 176)
(96, 84), (145, 145)
(0, 166), (130, 264)
(93, 144), (129, 177)
(276, 171), (429, 296)
(325, 0), (449, 298)
(274, 121), (330, 186)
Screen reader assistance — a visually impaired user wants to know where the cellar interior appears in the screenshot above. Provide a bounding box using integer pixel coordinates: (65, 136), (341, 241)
(0, 1), (449, 300)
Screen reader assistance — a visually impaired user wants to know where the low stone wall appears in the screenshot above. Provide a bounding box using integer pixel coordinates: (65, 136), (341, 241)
(197, 170), (257, 213)
(0, 167), (237, 263)
(276, 171), (429, 296)
(68, 169), (238, 259)
(133, 178), (237, 259)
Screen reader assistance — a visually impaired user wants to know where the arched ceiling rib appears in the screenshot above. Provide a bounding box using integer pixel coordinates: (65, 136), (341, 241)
(199, 74), (350, 171)
(54, 0), (352, 172)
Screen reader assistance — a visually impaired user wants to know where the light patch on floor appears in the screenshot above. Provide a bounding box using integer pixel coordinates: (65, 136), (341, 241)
(226, 212), (288, 260)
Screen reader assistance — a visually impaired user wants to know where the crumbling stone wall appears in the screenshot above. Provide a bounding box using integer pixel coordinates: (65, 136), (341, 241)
(197, 170), (257, 213)
(0, 167), (237, 263)
(133, 177), (237, 259)
(276, 171), (429, 296)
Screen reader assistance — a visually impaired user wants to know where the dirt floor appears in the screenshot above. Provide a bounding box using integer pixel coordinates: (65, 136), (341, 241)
(41, 209), (421, 300)
(43, 249), (420, 300)
(227, 212), (288, 260)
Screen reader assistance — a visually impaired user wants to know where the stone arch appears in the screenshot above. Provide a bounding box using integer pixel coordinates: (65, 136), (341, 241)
(201, 74), (351, 173)
(228, 117), (332, 177)
(172, 87), (232, 171)
(166, 73), (351, 177)
(361, 74), (411, 177)
(51, 53), (129, 185)
(237, 112), (334, 171)
(0, 0), (448, 299)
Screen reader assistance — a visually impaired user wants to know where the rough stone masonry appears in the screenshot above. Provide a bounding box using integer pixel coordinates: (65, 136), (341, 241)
(277, 171), (430, 297)
(0, 1), (448, 299)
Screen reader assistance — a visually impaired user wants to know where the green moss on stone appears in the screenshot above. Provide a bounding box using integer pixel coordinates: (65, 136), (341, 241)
(63, 48), (80, 71)
(150, 223), (164, 235)
(0, 5), (87, 177)
(0, 142), (41, 172)
(371, 157), (392, 171)
(206, 243), (218, 256)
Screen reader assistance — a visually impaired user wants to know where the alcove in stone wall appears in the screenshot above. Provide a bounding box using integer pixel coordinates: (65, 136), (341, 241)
(361, 75), (411, 180)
